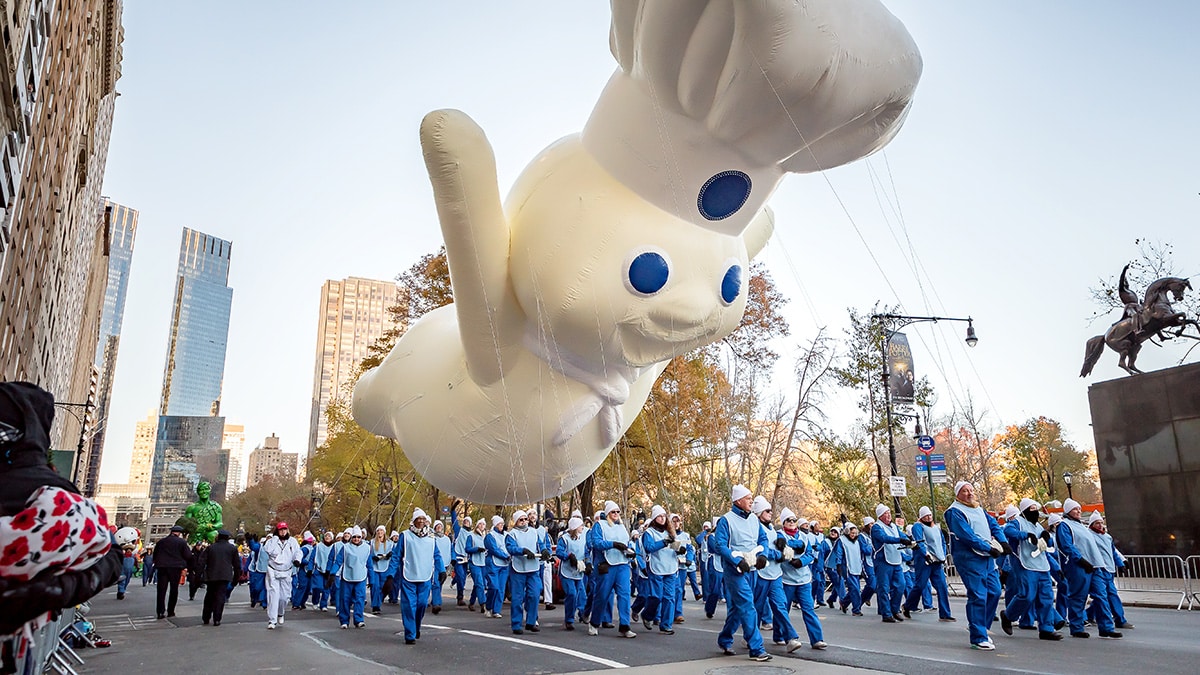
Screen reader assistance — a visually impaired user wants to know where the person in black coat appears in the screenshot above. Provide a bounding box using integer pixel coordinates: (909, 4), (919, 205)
(0, 382), (122, 638)
(152, 526), (193, 619)
(187, 542), (208, 600)
(202, 531), (241, 626)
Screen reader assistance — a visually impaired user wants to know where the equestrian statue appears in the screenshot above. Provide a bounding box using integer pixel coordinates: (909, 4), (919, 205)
(1081, 265), (1198, 377)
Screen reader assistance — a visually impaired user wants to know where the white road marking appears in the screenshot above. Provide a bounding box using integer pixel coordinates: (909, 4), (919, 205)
(299, 631), (399, 673)
(388, 619), (628, 668)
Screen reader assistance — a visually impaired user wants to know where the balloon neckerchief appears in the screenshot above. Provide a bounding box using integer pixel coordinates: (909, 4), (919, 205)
(523, 327), (641, 447)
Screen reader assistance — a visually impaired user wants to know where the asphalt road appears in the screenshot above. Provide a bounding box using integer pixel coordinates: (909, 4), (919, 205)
(74, 580), (1200, 674)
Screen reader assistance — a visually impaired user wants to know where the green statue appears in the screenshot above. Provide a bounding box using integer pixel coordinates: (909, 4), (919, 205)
(184, 481), (224, 544)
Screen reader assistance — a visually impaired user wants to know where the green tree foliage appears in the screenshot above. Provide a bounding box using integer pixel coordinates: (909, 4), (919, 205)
(223, 476), (311, 536)
(994, 416), (1099, 503)
(807, 435), (878, 519)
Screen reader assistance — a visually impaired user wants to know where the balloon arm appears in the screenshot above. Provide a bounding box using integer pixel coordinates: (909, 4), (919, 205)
(743, 207), (774, 261)
(420, 109), (523, 386)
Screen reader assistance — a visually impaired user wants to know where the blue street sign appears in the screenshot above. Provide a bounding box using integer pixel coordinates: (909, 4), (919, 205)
(917, 435), (935, 453)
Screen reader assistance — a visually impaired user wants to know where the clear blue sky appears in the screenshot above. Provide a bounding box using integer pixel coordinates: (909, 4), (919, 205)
(98, 2), (1200, 484)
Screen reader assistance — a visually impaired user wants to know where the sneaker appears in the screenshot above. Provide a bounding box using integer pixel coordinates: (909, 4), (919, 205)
(117, 592), (125, 600)
(587, 625), (598, 636)
(1018, 625), (1037, 631)
(372, 608), (381, 615)
(1116, 622), (1135, 630)
(938, 617), (957, 622)
(760, 623), (774, 631)
(659, 628), (675, 635)
(852, 612), (864, 617)
(492, 613), (503, 619)
(619, 628), (637, 638)
(971, 640), (994, 651)
(675, 616), (685, 623)
(267, 623), (276, 630)
(773, 640), (787, 646)
(1071, 631), (1090, 638)
(526, 624), (540, 633)
(1000, 610), (1013, 636)
(722, 648), (736, 656)
(882, 616), (897, 623)
(564, 623), (575, 631)
(748, 652), (772, 662)
(431, 605), (441, 615)
(892, 614), (904, 622)
(341, 624), (348, 629)
(643, 618), (654, 631)
(601, 622), (615, 629)
(1099, 631), (1123, 639)
(513, 629), (524, 635)
(903, 607), (911, 619)
(631, 612), (640, 623)
(278, 616), (284, 625)
(355, 622), (365, 628)
(1039, 631), (1063, 641)
(786, 638), (803, 653)
(404, 639), (415, 645)
(1054, 619), (1066, 630)
(213, 621), (220, 627)
(546, 604), (555, 610)
(811, 641), (828, 650)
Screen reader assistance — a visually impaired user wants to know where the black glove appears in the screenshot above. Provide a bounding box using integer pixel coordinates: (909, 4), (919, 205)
(438, 572), (446, 584)
(293, 560), (301, 568)
(567, 553), (578, 566)
(988, 547), (1003, 559)
(540, 550), (552, 563)
(1027, 533), (1038, 545)
(792, 541), (807, 554)
(1000, 541), (1013, 556)
(1079, 559), (1095, 574)
(585, 562), (594, 575)
(522, 548), (535, 559)
(597, 560), (610, 575)
(382, 576), (395, 596)
(773, 538), (786, 551)
(611, 541), (628, 552)
(665, 536), (675, 544)
(306, 569), (313, 577)
(451, 499), (462, 510)
(839, 512), (848, 524)
(755, 555), (768, 570)
(1041, 531), (1052, 543)
(736, 559), (752, 574)
(925, 553), (936, 565)
(789, 559), (805, 568)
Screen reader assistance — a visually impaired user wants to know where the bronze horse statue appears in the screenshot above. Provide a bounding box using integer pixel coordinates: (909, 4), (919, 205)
(1081, 266), (1198, 377)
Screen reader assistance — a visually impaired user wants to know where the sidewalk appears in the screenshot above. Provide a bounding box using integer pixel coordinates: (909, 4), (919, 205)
(561, 656), (894, 675)
(946, 581), (1196, 610)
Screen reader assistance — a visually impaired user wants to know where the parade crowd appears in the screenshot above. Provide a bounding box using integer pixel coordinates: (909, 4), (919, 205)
(131, 481), (1133, 661)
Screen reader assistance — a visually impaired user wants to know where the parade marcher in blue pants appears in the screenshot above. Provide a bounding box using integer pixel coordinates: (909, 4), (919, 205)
(702, 521), (725, 618)
(870, 504), (912, 624)
(697, 522), (712, 602)
(367, 525), (393, 614)
(581, 511), (603, 625)
(558, 517), (589, 630)
(749, 497), (804, 653)
(1087, 513), (1132, 629)
(641, 505), (681, 635)
(944, 481), (1008, 650)
(484, 515), (511, 619)
(330, 527), (369, 629)
(329, 530), (350, 616)
(822, 527), (842, 608)
(904, 506), (955, 621)
(452, 512), (473, 607)
(291, 531), (315, 609)
(391, 509), (445, 645)
(1048, 514), (1069, 623)
(505, 509), (548, 634)
(386, 531), (401, 605)
(1056, 499), (1121, 639)
(587, 500), (638, 638)
(712, 485), (771, 662)
(465, 519), (489, 611)
(630, 530), (648, 623)
(858, 516), (876, 607)
(809, 521), (826, 607)
(778, 508), (824, 649)
(999, 498), (1062, 641)
(830, 522), (864, 616)
(248, 534), (267, 608)
(429, 520), (452, 613)
(311, 531), (335, 611)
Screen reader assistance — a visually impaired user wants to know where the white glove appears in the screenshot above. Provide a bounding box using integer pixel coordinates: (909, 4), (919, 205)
(782, 546), (795, 562)
(677, 554), (687, 564)
(575, 559), (586, 573)
(989, 539), (1003, 554)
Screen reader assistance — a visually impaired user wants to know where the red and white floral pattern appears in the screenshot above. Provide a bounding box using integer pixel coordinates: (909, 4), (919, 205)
(0, 486), (111, 580)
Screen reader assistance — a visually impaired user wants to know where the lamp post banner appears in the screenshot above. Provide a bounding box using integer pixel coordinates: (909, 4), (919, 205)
(887, 331), (916, 403)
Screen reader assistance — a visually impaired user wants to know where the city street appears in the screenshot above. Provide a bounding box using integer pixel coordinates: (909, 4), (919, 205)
(74, 582), (1200, 675)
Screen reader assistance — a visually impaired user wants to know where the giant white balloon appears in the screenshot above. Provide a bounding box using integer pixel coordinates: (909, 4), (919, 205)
(353, 0), (923, 504)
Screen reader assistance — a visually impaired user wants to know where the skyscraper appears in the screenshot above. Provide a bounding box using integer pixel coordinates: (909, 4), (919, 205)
(307, 277), (400, 457)
(79, 200), (138, 496)
(149, 229), (232, 509)
(247, 434), (298, 487)
(223, 423), (246, 495)
(127, 410), (157, 487)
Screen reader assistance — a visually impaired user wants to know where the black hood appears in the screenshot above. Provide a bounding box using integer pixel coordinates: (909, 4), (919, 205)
(0, 381), (77, 516)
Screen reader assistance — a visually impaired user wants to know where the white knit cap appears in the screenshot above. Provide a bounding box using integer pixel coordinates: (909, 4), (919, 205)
(904, 525), (913, 536)
(433, 520), (446, 531)
(649, 505), (667, 521)
(750, 496), (771, 515)
(862, 516), (875, 526)
(376, 525), (386, 532)
(1047, 513), (1062, 527)
(778, 507), (797, 523)
(568, 517), (584, 532)
(808, 520), (819, 527)
(604, 500), (621, 515)
(844, 522), (858, 532)
(390, 530), (399, 538)
(463, 516), (473, 527)
(1003, 505), (1019, 520)
(671, 513), (681, 522)
(351, 526), (364, 537)
(492, 515), (504, 527)
(1088, 511), (1105, 525)
(830, 526), (841, 534)
(954, 481), (972, 498)
(303, 531), (315, 542)
(702, 521), (711, 529)
(571, 510), (582, 519)
(411, 508), (428, 524)
(1018, 498), (1041, 513)
(917, 506), (932, 519)
(875, 503), (890, 518)
(1063, 499), (1082, 514)
(731, 484), (751, 502)
(512, 509), (528, 522)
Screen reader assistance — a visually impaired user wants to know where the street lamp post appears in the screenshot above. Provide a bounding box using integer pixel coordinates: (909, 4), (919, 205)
(873, 313), (978, 517)
(1063, 471), (1074, 500)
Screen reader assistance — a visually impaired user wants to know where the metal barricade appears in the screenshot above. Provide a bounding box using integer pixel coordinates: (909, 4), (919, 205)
(1187, 556), (1200, 610)
(2, 607), (81, 675)
(1116, 555), (1190, 610)
(943, 558), (963, 596)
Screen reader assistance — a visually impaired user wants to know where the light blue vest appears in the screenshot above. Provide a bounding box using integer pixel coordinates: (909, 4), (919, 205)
(598, 520), (631, 566)
(559, 533), (587, 581)
(507, 526), (541, 574)
(467, 531), (487, 566)
(780, 531), (812, 586)
(644, 527), (680, 576)
(1060, 518), (1105, 566)
(1092, 530), (1117, 573)
(401, 530), (436, 583)
(756, 525), (783, 581)
(914, 522), (946, 561)
(339, 541), (370, 583)
(252, 544), (269, 573)
(859, 532), (875, 567)
(949, 501), (992, 547)
(874, 522), (903, 565)
(840, 536), (863, 576)
(487, 529), (509, 567)
(434, 535), (452, 571)
(714, 509), (761, 573)
(313, 542), (333, 572)
(1013, 516), (1050, 572)
(453, 530), (469, 560)
(370, 539), (392, 573)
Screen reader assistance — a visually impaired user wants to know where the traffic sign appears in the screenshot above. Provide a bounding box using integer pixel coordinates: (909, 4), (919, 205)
(441, 506), (450, 514)
(889, 476), (907, 497)
(916, 453), (946, 478)
(917, 435), (935, 454)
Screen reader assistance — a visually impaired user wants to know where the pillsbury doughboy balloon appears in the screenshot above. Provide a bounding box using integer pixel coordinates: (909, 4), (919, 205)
(354, 0), (922, 504)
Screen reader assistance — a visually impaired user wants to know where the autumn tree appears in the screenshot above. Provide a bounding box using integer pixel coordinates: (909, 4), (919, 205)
(223, 476), (313, 536)
(993, 416), (1100, 503)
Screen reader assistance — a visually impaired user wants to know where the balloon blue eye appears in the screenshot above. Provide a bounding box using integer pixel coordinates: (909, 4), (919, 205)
(721, 264), (742, 305)
(698, 170), (751, 221)
(628, 252), (669, 295)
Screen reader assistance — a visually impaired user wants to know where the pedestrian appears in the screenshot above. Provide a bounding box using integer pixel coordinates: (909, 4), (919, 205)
(392, 508), (445, 644)
(904, 506), (955, 622)
(870, 504), (913, 625)
(262, 521), (303, 629)
(429, 520), (452, 614)
(369, 525), (393, 615)
(587, 500), (638, 638)
(505, 509), (549, 635)
(750, 497), (803, 653)
(1055, 500), (1121, 639)
(187, 541), (207, 601)
(142, 544), (156, 586)
(484, 514), (512, 619)
(944, 481), (1008, 650)
(711, 485), (771, 661)
(557, 516), (588, 630)
(999, 498), (1062, 641)
(329, 529), (352, 616)
(202, 530), (241, 626)
(292, 531), (316, 609)
(153, 525), (193, 619)
(115, 527), (139, 600)
(311, 530), (335, 611)
(465, 518), (489, 611)
(332, 527), (370, 629)
(779, 508), (825, 648)
(809, 520), (825, 607)
(1087, 512), (1133, 630)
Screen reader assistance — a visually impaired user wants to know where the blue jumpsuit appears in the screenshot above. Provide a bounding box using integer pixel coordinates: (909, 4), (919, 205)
(485, 527), (511, 616)
(711, 505), (769, 657)
(822, 536), (842, 607)
(248, 540), (268, 607)
(557, 532), (588, 627)
(331, 540), (369, 627)
(311, 540), (334, 610)
(291, 541), (314, 608)
(701, 530), (725, 618)
(117, 548), (136, 595)
(1056, 517), (1114, 634)
(642, 526), (680, 632)
(780, 528), (822, 643)
(905, 521), (952, 619)
(505, 526), (546, 632)
(367, 538), (393, 611)
(755, 524), (799, 645)
(1088, 532), (1127, 626)
(870, 521), (910, 619)
(453, 524), (471, 604)
(588, 517), (635, 631)
(944, 502), (1005, 645)
(829, 535), (863, 614)
(1002, 516), (1057, 634)
(465, 529), (488, 609)
(391, 529), (444, 642)
(858, 532), (876, 607)
(430, 533), (452, 608)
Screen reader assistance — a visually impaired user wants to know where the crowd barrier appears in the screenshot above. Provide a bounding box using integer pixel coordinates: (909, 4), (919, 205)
(1115, 555), (1191, 611)
(3, 607), (83, 675)
(1186, 556), (1200, 610)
